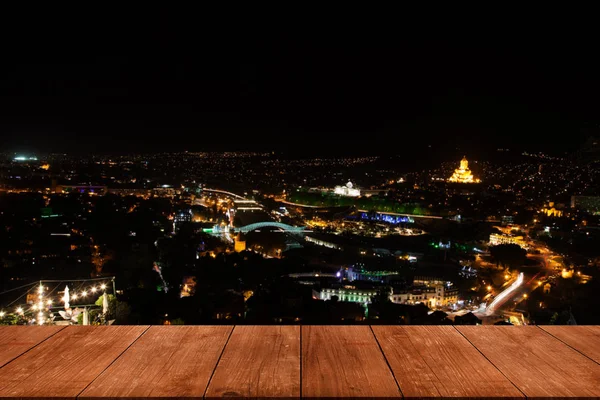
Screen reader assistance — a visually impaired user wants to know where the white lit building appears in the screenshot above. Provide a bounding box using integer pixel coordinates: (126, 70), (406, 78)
(313, 286), (378, 303)
(313, 280), (458, 309)
(305, 235), (342, 250)
(489, 233), (527, 249)
(334, 181), (361, 197)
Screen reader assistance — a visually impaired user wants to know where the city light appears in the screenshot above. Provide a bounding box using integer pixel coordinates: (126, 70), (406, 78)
(486, 273), (525, 315)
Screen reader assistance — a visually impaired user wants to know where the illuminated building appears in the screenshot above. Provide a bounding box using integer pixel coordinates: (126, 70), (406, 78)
(541, 202), (563, 217)
(448, 156), (480, 183)
(334, 181), (361, 197)
(571, 196), (600, 215)
(305, 235), (342, 250)
(396, 277), (459, 308)
(13, 155), (38, 162)
(391, 284), (458, 308)
(234, 233), (246, 252)
(501, 215), (514, 226)
(489, 233), (527, 249)
(313, 287), (378, 303)
(173, 209), (192, 233)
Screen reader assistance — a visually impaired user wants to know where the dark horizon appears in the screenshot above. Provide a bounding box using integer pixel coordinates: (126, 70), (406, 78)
(2, 13), (599, 157)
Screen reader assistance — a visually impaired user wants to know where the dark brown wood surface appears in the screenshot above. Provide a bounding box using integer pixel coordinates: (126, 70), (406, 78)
(372, 326), (524, 398)
(1, 325), (600, 398)
(302, 325), (401, 399)
(540, 325), (600, 364)
(0, 325), (65, 368)
(458, 326), (600, 398)
(80, 326), (232, 399)
(0, 325), (148, 398)
(205, 325), (300, 399)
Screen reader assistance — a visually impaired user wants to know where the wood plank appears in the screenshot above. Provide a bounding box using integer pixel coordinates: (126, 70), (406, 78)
(372, 326), (523, 398)
(80, 326), (232, 399)
(457, 326), (600, 398)
(0, 326), (65, 368)
(540, 325), (600, 364)
(205, 325), (300, 399)
(302, 325), (401, 399)
(0, 325), (147, 398)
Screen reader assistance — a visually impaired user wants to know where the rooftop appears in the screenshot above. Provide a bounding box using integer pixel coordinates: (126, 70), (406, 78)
(0, 325), (599, 398)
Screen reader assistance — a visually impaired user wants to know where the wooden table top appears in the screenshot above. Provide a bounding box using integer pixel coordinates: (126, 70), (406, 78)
(0, 325), (598, 399)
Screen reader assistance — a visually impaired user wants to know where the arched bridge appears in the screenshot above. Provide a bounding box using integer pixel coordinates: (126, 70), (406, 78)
(237, 222), (307, 234)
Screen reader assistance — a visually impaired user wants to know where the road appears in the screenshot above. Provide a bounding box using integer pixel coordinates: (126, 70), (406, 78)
(485, 273), (524, 315)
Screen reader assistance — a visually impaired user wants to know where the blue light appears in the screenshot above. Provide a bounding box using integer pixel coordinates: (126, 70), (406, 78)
(358, 212), (413, 225)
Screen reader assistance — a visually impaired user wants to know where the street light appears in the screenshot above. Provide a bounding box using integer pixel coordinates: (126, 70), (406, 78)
(487, 285), (492, 291)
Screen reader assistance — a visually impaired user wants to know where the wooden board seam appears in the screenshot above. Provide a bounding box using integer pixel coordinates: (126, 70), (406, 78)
(537, 326), (600, 366)
(74, 325), (151, 399)
(453, 326), (527, 398)
(369, 326), (404, 398)
(299, 323), (303, 399)
(202, 324), (236, 399)
(0, 325), (67, 369)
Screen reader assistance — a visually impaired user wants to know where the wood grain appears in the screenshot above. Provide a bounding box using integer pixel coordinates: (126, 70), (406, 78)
(302, 325), (401, 399)
(372, 326), (524, 398)
(457, 326), (600, 398)
(0, 325), (147, 398)
(0, 325), (65, 368)
(205, 325), (300, 399)
(540, 325), (600, 364)
(80, 326), (232, 399)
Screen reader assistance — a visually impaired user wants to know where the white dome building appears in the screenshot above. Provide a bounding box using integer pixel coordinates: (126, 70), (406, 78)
(334, 181), (361, 197)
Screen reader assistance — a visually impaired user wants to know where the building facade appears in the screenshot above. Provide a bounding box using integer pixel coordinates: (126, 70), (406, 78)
(489, 233), (527, 248)
(333, 181), (361, 197)
(313, 286), (378, 304)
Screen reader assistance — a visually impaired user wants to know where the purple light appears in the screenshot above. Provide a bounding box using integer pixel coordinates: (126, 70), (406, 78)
(336, 271), (341, 278)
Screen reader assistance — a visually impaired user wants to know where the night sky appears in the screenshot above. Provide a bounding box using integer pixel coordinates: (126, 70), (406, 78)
(1, 12), (599, 157)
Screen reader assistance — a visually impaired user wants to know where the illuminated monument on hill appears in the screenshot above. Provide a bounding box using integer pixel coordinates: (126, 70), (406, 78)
(334, 181), (361, 197)
(448, 156), (480, 183)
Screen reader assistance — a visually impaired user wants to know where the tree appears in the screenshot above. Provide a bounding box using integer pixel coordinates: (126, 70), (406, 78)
(371, 287), (392, 305)
(489, 244), (526, 269)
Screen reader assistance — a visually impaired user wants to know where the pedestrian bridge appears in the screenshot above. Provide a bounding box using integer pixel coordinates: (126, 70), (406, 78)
(237, 221), (307, 234)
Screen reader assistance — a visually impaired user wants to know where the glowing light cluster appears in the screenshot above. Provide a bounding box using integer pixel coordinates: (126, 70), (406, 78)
(448, 156), (480, 183)
(333, 181), (361, 197)
(0, 280), (112, 324)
